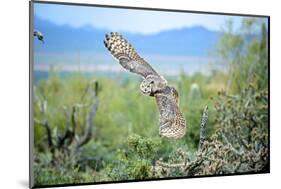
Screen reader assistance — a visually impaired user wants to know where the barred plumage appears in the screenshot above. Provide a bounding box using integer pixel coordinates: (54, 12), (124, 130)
(104, 32), (186, 139)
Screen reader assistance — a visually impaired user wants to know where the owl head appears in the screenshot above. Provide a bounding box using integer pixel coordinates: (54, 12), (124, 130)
(140, 78), (154, 96)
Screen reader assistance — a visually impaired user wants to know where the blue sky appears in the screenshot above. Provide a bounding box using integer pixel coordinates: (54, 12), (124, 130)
(33, 3), (261, 35)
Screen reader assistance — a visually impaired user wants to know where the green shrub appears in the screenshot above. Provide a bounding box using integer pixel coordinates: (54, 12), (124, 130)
(105, 134), (161, 180)
(153, 84), (268, 177)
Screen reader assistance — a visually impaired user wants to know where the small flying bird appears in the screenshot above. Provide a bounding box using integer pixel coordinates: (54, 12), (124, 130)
(34, 30), (44, 43)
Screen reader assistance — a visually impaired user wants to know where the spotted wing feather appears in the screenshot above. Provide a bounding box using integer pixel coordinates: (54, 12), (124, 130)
(155, 86), (186, 138)
(104, 32), (160, 78)
(104, 32), (186, 139)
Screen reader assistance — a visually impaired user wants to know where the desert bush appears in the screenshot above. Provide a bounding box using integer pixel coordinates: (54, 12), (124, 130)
(33, 17), (268, 185)
(33, 72), (268, 185)
(105, 134), (161, 180)
(216, 18), (268, 93)
(33, 75), (100, 186)
(153, 84), (268, 177)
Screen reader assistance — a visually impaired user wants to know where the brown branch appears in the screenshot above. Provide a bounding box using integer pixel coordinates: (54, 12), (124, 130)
(57, 107), (73, 148)
(60, 105), (76, 147)
(34, 86), (54, 151)
(76, 81), (99, 149)
(36, 101), (54, 152)
(76, 99), (99, 148)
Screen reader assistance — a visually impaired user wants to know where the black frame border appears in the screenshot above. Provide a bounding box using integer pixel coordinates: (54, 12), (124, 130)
(29, 0), (270, 188)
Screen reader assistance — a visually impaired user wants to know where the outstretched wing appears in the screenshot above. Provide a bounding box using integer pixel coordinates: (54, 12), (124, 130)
(155, 86), (186, 138)
(104, 32), (186, 139)
(104, 32), (160, 79)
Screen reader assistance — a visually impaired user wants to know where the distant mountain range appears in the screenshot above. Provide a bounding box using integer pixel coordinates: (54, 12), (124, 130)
(34, 16), (221, 56)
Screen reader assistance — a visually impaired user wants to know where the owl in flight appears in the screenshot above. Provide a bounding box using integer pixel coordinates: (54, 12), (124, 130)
(104, 32), (186, 139)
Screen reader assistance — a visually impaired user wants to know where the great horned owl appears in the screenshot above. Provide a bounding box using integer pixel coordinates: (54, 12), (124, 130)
(104, 32), (186, 139)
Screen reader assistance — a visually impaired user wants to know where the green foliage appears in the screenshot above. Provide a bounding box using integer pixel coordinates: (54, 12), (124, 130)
(33, 17), (268, 185)
(153, 84), (268, 177)
(127, 134), (161, 159)
(211, 84), (268, 173)
(33, 158), (100, 186)
(105, 134), (161, 180)
(33, 72), (268, 185)
(216, 18), (268, 92)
